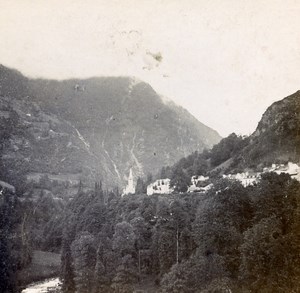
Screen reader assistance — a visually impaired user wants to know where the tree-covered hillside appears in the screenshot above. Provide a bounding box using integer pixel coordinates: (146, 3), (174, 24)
(157, 133), (249, 192)
(58, 173), (300, 292)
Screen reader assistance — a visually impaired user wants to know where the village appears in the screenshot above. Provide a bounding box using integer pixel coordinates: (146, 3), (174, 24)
(1, 162), (299, 199)
(122, 162), (300, 196)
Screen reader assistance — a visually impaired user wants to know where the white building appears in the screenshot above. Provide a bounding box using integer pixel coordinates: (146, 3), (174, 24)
(188, 175), (210, 193)
(147, 178), (173, 195)
(264, 162), (300, 181)
(223, 172), (261, 187)
(223, 162), (300, 187)
(191, 175), (209, 185)
(123, 168), (136, 196)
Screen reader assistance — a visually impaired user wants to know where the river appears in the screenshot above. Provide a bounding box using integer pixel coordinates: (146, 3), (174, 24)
(22, 278), (61, 293)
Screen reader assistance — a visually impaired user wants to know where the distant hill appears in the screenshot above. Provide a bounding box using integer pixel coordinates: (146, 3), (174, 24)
(0, 64), (221, 193)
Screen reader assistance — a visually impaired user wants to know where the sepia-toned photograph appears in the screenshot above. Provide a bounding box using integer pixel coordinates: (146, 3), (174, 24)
(0, 1), (300, 292)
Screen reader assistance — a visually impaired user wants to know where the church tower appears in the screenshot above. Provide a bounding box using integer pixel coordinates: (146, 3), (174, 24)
(123, 168), (136, 195)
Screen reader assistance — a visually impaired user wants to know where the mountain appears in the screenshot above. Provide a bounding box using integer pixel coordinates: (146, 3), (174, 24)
(0, 64), (221, 194)
(223, 90), (300, 172)
(163, 90), (300, 188)
(246, 90), (300, 165)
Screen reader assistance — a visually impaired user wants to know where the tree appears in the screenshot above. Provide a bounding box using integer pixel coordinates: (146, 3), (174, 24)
(193, 180), (252, 277)
(61, 215), (77, 293)
(95, 181), (104, 205)
(252, 173), (299, 234)
(140, 196), (156, 223)
(160, 253), (228, 292)
(130, 216), (151, 276)
(61, 239), (76, 293)
(112, 221), (136, 257)
(93, 240), (111, 293)
(240, 174), (300, 291)
(179, 227), (195, 262)
(0, 235), (15, 293)
(191, 155), (208, 176)
(71, 232), (96, 293)
(135, 177), (146, 194)
(170, 168), (190, 193)
(160, 166), (172, 179)
(0, 192), (17, 293)
(210, 133), (245, 167)
(169, 199), (191, 264)
(240, 216), (300, 292)
(76, 202), (106, 235)
(158, 227), (176, 276)
(111, 254), (138, 293)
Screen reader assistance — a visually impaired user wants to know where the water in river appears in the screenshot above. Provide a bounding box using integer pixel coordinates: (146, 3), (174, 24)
(22, 278), (61, 293)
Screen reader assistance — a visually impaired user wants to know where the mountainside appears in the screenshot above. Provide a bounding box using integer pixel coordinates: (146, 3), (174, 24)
(213, 90), (300, 170)
(225, 90), (300, 172)
(162, 90), (300, 189)
(247, 90), (300, 165)
(0, 64), (221, 193)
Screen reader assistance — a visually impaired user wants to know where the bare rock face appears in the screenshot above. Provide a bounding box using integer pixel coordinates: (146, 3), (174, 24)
(0, 64), (221, 194)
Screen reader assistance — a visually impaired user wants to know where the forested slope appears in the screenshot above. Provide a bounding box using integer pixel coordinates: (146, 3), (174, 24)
(59, 173), (300, 292)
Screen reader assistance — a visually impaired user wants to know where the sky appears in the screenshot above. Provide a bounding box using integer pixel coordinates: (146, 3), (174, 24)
(0, 0), (299, 137)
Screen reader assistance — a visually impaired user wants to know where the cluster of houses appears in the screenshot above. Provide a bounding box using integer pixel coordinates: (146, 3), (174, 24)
(122, 170), (213, 196)
(123, 162), (300, 196)
(123, 174), (212, 196)
(264, 162), (300, 181)
(222, 172), (260, 187)
(223, 162), (300, 187)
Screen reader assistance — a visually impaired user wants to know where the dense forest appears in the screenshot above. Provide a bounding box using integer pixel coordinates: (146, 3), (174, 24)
(56, 172), (300, 292)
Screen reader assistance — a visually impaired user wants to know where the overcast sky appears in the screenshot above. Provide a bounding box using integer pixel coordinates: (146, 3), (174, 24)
(0, 0), (299, 136)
